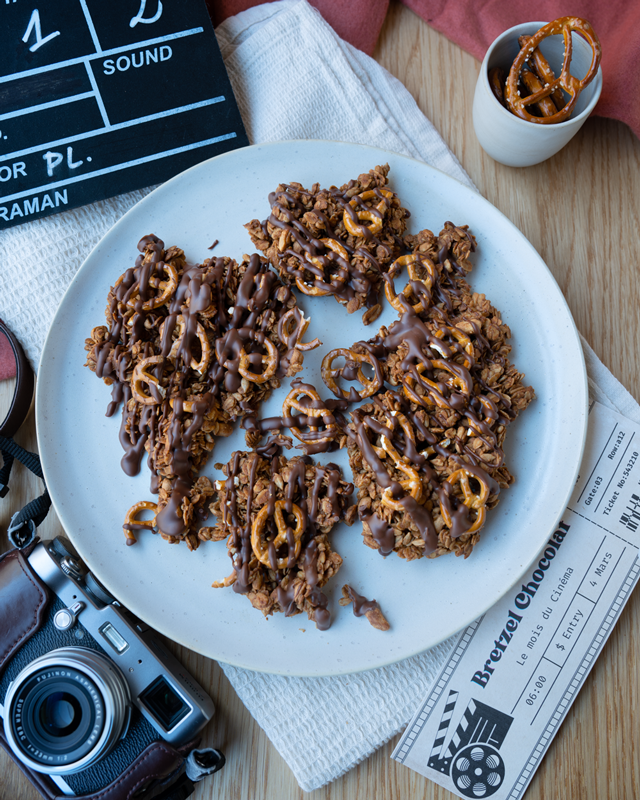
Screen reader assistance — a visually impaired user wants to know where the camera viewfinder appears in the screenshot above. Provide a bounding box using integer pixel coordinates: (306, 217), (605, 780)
(139, 676), (190, 732)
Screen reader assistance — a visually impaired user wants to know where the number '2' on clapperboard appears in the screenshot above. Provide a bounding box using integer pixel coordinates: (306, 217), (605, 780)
(0, 0), (248, 229)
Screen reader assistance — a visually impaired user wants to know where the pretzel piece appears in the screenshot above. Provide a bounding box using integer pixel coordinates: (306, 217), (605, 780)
(489, 67), (506, 107)
(295, 238), (350, 297)
(401, 355), (472, 410)
(521, 70), (558, 117)
(321, 347), (383, 401)
(160, 314), (211, 373)
(378, 434), (423, 512)
(384, 254), (436, 314)
(506, 17), (601, 124)
(131, 355), (166, 404)
(440, 468), (490, 535)
(126, 262), (179, 310)
(343, 189), (394, 237)
(278, 308), (321, 351)
(235, 336), (278, 384)
(432, 327), (474, 368)
(519, 34), (565, 109)
(281, 383), (339, 448)
(123, 500), (157, 545)
(251, 500), (305, 570)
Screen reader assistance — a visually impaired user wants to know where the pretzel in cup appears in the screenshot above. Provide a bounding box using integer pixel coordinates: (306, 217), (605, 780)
(501, 17), (601, 124)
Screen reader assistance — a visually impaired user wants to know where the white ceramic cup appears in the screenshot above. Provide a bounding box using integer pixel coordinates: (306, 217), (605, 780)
(472, 21), (603, 167)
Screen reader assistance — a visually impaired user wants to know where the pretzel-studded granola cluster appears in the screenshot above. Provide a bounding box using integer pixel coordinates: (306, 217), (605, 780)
(84, 235), (317, 548)
(322, 222), (534, 560)
(208, 451), (353, 629)
(245, 164), (410, 325)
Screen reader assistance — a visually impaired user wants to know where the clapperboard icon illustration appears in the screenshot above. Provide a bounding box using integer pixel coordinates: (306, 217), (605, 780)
(428, 690), (514, 798)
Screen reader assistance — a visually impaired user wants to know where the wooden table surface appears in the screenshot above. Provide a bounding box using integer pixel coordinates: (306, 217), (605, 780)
(2, 3), (640, 798)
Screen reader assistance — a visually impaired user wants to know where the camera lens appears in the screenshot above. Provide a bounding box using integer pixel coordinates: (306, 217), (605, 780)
(41, 692), (82, 735)
(4, 647), (130, 775)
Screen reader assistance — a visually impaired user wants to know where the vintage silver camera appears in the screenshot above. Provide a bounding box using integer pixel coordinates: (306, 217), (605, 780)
(0, 537), (224, 797)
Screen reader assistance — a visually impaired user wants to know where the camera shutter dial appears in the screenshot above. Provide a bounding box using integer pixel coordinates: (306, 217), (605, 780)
(53, 601), (85, 631)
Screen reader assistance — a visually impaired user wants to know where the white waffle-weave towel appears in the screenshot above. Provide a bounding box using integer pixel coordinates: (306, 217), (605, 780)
(2, 0), (639, 792)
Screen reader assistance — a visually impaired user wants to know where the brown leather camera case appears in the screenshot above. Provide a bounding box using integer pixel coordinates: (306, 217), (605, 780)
(0, 546), (197, 800)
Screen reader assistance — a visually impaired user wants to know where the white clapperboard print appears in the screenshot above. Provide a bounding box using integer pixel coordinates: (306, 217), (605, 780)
(427, 690), (514, 798)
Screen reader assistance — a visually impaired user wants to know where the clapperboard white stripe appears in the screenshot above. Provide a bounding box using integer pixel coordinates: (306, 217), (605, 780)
(0, 28), (203, 85)
(0, 92), (95, 121)
(448, 698), (477, 757)
(84, 62), (110, 127)
(0, 132), (237, 204)
(77, 0), (103, 53)
(429, 690), (458, 762)
(0, 96), (226, 164)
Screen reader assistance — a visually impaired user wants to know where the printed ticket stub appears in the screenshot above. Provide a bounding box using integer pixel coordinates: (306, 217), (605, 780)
(392, 400), (640, 799)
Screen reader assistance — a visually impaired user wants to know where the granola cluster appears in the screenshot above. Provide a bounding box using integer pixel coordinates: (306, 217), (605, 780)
(208, 451), (353, 629)
(84, 234), (315, 548)
(245, 164), (410, 325)
(321, 222), (534, 561)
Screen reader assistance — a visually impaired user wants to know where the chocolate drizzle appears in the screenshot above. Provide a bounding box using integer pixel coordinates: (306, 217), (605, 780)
(85, 235), (311, 543)
(246, 166), (410, 320)
(217, 452), (352, 629)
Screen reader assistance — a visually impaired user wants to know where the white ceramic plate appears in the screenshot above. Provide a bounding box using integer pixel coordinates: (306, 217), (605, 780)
(36, 141), (588, 676)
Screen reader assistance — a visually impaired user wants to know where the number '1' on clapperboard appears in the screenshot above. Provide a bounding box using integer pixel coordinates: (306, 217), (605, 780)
(0, 0), (248, 229)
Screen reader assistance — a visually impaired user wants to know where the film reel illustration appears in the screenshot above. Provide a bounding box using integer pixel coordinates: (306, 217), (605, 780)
(427, 690), (513, 798)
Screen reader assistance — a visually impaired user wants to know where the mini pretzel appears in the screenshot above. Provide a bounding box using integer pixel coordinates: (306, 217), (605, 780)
(132, 355), (166, 404)
(237, 335), (278, 384)
(343, 189), (394, 237)
(322, 347), (383, 401)
(123, 500), (157, 545)
(384, 254), (436, 313)
(506, 18), (601, 124)
(282, 384), (339, 445)
(295, 239), (350, 296)
(431, 358), (473, 394)
(440, 469), (490, 534)
(372, 411), (416, 459)
(519, 34), (565, 109)
(278, 308), (322, 351)
(251, 500), (304, 570)
(521, 70), (558, 118)
(489, 67), (506, 107)
(402, 369), (445, 409)
(160, 315), (211, 373)
(169, 394), (223, 419)
(125, 262), (179, 310)
(432, 325), (474, 368)
(378, 434), (423, 512)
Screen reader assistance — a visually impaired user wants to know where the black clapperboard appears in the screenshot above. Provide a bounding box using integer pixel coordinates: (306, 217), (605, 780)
(0, 0), (248, 230)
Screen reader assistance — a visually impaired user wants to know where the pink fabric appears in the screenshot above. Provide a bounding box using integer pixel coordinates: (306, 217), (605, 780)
(0, 321), (16, 381)
(208, 0), (389, 55)
(211, 0), (639, 139)
(404, 0), (639, 138)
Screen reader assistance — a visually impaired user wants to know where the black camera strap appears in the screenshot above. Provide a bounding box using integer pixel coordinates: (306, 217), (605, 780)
(0, 321), (51, 549)
(0, 434), (51, 549)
